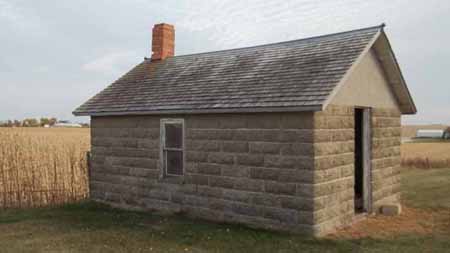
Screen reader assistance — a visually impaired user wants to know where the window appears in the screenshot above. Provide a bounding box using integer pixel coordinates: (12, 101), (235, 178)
(160, 119), (184, 176)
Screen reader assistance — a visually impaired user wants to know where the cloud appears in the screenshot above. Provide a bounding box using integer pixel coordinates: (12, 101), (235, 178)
(82, 50), (139, 74)
(403, 107), (450, 125)
(174, 0), (382, 49)
(33, 66), (50, 73)
(0, 58), (12, 73)
(0, 0), (45, 35)
(0, 0), (21, 22)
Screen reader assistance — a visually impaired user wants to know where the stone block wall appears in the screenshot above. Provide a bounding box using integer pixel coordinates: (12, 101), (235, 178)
(89, 112), (317, 233)
(311, 105), (402, 235)
(311, 105), (356, 235)
(88, 106), (402, 236)
(371, 108), (402, 210)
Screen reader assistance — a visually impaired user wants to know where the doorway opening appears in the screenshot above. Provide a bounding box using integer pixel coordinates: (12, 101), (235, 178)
(354, 108), (371, 213)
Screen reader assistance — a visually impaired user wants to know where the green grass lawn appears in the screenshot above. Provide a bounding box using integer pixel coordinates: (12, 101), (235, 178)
(0, 168), (449, 253)
(402, 168), (450, 209)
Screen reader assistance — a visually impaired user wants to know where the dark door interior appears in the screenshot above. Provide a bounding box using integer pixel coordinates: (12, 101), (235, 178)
(354, 108), (364, 213)
(354, 107), (372, 213)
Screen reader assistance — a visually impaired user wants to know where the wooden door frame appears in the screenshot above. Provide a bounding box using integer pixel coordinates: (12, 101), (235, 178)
(354, 107), (373, 213)
(361, 107), (372, 213)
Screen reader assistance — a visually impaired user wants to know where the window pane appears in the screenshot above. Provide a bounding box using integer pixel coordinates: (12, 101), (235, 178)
(165, 123), (182, 148)
(166, 150), (183, 175)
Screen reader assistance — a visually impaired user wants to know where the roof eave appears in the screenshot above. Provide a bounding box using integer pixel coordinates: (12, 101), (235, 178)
(72, 105), (323, 117)
(374, 31), (417, 115)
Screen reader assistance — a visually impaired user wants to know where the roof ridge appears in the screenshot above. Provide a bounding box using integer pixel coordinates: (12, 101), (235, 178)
(144, 24), (384, 61)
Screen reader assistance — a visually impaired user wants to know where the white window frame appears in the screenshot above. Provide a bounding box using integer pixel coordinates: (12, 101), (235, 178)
(160, 118), (185, 177)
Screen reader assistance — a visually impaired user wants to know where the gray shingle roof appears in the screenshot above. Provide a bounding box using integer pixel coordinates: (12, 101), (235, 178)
(73, 25), (383, 116)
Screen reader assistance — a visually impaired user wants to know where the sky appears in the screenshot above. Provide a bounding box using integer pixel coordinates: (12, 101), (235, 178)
(0, 0), (449, 124)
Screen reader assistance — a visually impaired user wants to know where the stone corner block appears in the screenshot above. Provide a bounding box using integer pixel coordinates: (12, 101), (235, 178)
(380, 204), (402, 216)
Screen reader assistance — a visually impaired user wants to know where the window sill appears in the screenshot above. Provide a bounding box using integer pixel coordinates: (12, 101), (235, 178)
(158, 175), (185, 185)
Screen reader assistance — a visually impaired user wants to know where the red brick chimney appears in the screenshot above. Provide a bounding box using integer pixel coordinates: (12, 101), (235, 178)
(151, 23), (175, 61)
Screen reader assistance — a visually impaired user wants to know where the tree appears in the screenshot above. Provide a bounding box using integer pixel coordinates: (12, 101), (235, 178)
(49, 118), (57, 126)
(22, 118), (39, 127)
(13, 120), (21, 127)
(40, 117), (51, 127)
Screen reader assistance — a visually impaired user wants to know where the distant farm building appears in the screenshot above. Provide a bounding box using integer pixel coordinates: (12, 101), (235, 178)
(53, 122), (82, 128)
(416, 129), (450, 139)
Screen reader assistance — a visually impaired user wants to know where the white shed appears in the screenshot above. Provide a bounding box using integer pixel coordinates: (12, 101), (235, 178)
(53, 123), (82, 128)
(416, 129), (445, 139)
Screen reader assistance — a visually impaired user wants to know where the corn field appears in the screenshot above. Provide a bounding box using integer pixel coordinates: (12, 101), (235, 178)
(0, 128), (90, 208)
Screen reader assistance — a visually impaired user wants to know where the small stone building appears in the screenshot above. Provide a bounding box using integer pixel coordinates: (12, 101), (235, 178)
(74, 23), (416, 236)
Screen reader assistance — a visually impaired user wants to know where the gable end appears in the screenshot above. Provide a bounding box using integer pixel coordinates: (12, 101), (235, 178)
(323, 28), (416, 114)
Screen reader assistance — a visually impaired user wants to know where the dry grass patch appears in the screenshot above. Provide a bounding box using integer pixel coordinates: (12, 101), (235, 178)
(330, 207), (450, 239)
(401, 142), (450, 168)
(331, 168), (450, 240)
